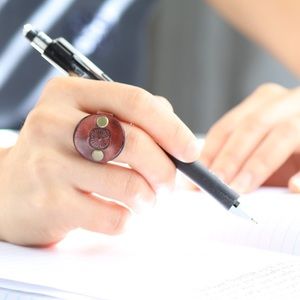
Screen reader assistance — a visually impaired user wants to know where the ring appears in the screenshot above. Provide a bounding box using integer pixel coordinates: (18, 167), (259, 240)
(73, 113), (125, 163)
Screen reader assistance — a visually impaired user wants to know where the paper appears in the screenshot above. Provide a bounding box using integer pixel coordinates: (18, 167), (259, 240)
(1, 187), (300, 299)
(0, 287), (57, 299)
(177, 187), (300, 255)
(197, 261), (300, 300)
(0, 233), (298, 300)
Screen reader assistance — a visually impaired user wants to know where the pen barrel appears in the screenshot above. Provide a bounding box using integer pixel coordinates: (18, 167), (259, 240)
(44, 42), (99, 79)
(171, 157), (240, 209)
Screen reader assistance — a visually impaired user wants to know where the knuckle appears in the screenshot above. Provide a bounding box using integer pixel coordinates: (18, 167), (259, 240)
(152, 162), (176, 189)
(170, 121), (183, 143)
(208, 118), (233, 139)
(127, 87), (154, 115)
(274, 123), (292, 139)
(24, 106), (64, 142)
(221, 149), (238, 162)
(155, 96), (174, 111)
(160, 163), (176, 184)
(123, 170), (143, 200)
(40, 77), (75, 105)
(43, 77), (69, 94)
(254, 83), (285, 96)
(29, 151), (64, 183)
(292, 86), (300, 96)
(24, 109), (50, 139)
(276, 121), (299, 139)
(246, 155), (272, 177)
(242, 114), (269, 133)
(107, 207), (129, 235)
(126, 126), (142, 153)
(254, 158), (271, 176)
(169, 121), (194, 159)
(126, 127), (176, 186)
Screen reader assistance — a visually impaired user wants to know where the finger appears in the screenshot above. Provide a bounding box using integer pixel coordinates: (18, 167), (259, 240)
(200, 108), (253, 167)
(200, 84), (287, 167)
(289, 172), (300, 193)
(154, 95), (174, 112)
(115, 122), (177, 191)
(175, 171), (200, 191)
(287, 153), (300, 193)
(46, 108), (176, 192)
(208, 88), (291, 182)
(68, 190), (130, 235)
(66, 155), (156, 212)
(230, 120), (300, 193)
(47, 78), (200, 162)
(209, 113), (270, 183)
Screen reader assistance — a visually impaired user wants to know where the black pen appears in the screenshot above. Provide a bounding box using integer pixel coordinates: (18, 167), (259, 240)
(23, 24), (256, 223)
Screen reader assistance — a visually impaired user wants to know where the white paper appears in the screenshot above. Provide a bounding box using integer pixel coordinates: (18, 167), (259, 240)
(1, 187), (300, 299)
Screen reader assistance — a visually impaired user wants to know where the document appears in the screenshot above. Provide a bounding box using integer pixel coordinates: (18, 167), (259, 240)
(184, 187), (300, 255)
(1, 187), (300, 299)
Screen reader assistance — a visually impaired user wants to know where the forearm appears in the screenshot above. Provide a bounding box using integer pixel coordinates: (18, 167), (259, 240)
(206, 0), (300, 76)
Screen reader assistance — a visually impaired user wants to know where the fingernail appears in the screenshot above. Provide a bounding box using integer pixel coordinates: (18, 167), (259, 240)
(231, 172), (253, 193)
(184, 138), (203, 162)
(289, 176), (300, 193)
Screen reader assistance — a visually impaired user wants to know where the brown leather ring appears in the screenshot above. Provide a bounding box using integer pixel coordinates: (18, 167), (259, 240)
(73, 113), (125, 163)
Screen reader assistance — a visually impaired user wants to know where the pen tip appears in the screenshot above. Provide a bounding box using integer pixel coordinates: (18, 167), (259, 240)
(251, 218), (258, 224)
(229, 205), (257, 223)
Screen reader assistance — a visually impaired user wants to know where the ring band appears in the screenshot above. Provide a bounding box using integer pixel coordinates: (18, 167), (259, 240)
(73, 113), (125, 163)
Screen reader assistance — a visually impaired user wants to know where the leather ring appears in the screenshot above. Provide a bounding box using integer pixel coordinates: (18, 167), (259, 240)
(73, 113), (125, 163)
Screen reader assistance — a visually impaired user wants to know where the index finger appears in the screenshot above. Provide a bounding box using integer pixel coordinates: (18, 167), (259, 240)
(52, 78), (200, 162)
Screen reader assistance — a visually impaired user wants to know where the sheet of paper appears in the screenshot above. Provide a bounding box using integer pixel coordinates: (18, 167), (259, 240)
(0, 233), (298, 300)
(0, 287), (58, 300)
(196, 260), (300, 300)
(168, 187), (300, 255)
(1, 187), (300, 299)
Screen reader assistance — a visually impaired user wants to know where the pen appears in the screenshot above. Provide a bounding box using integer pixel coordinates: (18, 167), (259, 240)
(23, 24), (256, 223)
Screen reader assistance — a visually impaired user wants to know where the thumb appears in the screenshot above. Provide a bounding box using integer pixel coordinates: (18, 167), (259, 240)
(288, 172), (300, 193)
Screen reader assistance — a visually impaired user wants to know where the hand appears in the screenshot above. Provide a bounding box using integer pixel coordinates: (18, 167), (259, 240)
(200, 83), (300, 194)
(0, 77), (200, 246)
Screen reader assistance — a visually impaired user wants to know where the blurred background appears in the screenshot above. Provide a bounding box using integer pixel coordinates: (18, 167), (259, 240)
(0, 0), (298, 132)
(147, 0), (298, 133)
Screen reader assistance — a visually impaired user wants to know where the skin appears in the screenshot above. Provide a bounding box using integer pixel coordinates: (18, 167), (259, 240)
(2, 1), (300, 246)
(206, 0), (300, 76)
(200, 83), (300, 194)
(197, 1), (300, 193)
(0, 77), (201, 246)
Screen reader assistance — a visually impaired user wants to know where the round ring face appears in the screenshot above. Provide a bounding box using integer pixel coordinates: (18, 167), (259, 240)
(88, 127), (111, 150)
(73, 113), (125, 163)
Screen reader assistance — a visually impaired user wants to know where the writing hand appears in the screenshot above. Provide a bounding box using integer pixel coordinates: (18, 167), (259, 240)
(0, 77), (200, 246)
